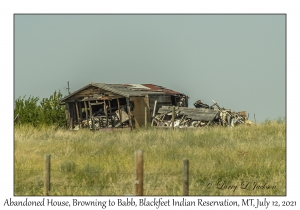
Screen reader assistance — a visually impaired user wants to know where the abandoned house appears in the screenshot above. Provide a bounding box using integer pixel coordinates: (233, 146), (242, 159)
(60, 83), (188, 130)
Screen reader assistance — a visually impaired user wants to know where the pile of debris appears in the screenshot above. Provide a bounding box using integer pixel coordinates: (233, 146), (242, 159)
(152, 100), (250, 128)
(80, 107), (131, 130)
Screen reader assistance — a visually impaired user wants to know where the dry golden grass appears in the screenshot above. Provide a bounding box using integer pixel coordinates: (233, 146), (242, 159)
(14, 121), (286, 196)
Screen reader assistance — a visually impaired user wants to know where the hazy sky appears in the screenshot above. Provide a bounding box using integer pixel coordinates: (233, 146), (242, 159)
(14, 14), (285, 122)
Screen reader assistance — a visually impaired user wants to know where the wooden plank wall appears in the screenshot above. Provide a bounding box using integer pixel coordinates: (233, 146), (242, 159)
(130, 97), (150, 127)
(147, 94), (173, 117)
(158, 106), (218, 121)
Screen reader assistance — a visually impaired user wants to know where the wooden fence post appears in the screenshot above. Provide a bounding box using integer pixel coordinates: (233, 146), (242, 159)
(182, 158), (189, 196)
(135, 150), (143, 196)
(172, 106), (175, 130)
(44, 154), (51, 196)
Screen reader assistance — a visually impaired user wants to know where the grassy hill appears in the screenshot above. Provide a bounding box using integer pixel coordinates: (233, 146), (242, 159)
(14, 121), (286, 196)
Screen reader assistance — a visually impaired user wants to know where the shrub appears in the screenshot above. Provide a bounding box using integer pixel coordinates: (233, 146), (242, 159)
(14, 90), (66, 127)
(39, 91), (66, 126)
(14, 96), (40, 126)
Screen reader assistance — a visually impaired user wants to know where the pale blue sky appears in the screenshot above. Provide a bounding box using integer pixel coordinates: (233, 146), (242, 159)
(14, 14), (285, 122)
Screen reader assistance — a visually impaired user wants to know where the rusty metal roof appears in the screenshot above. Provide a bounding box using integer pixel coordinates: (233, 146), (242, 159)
(61, 83), (185, 102)
(141, 84), (180, 94)
(92, 83), (182, 97)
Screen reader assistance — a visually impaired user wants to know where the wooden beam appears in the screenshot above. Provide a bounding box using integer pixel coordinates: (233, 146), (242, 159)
(172, 106), (175, 130)
(126, 98), (133, 131)
(88, 101), (94, 129)
(75, 102), (80, 123)
(69, 103), (76, 128)
(143, 96), (150, 109)
(89, 101), (93, 117)
(100, 95), (124, 100)
(90, 102), (104, 106)
(81, 95), (124, 101)
(78, 102), (82, 120)
(117, 98), (123, 128)
(151, 100), (157, 126)
(73, 104), (76, 124)
(108, 100), (113, 128)
(104, 100), (108, 128)
(65, 103), (70, 128)
(84, 101), (88, 121)
(152, 100), (157, 118)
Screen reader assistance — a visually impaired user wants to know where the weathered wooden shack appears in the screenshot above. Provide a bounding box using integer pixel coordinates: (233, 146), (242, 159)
(60, 83), (188, 129)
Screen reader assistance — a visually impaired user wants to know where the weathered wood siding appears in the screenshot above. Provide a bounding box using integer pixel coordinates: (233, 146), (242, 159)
(158, 106), (218, 121)
(130, 97), (150, 127)
(147, 94), (173, 117)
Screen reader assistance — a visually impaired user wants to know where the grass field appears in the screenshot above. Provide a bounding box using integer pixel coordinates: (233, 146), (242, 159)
(14, 120), (286, 196)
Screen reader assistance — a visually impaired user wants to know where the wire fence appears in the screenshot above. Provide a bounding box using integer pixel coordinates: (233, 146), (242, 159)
(14, 151), (213, 196)
(14, 151), (284, 196)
